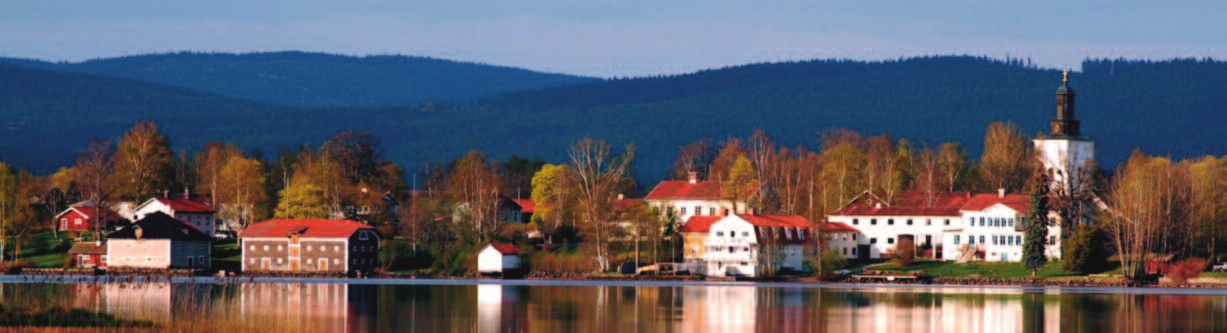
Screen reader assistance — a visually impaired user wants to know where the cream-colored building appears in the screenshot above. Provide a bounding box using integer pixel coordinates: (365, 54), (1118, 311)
(106, 211), (213, 269)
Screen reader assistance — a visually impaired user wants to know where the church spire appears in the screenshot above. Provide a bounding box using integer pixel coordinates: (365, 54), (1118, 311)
(1050, 70), (1079, 137)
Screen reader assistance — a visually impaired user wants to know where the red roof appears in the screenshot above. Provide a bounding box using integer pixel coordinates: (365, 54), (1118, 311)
(645, 180), (726, 200)
(831, 191), (973, 217)
(156, 197), (215, 214)
(680, 216), (721, 233)
(57, 205), (120, 220)
(511, 199), (535, 213)
(961, 193), (1031, 213)
(613, 197), (646, 213)
(736, 214), (812, 245)
(68, 242), (108, 255)
(821, 222), (860, 233)
(487, 243), (520, 255)
(240, 219), (375, 239)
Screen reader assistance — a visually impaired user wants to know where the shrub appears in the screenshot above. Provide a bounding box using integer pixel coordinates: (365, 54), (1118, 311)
(1062, 224), (1108, 274)
(1167, 257), (1208, 285)
(809, 250), (848, 280)
(0, 260), (34, 274)
(893, 237), (916, 266)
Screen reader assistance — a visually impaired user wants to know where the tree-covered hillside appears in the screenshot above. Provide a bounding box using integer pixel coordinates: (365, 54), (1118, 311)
(3, 56), (1226, 184)
(0, 51), (595, 108)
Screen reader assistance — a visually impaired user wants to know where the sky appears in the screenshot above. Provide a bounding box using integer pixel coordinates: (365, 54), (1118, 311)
(2, 1), (1225, 78)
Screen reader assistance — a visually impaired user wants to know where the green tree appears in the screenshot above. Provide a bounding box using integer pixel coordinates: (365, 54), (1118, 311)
(1023, 172), (1052, 276)
(530, 164), (574, 243)
(274, 184), (328, 219)
(1062, 224), (1107, 274)
(724, 155), (758, 214)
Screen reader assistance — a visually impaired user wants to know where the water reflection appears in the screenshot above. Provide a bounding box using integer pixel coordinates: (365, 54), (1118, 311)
(2, 281), (1226, 331)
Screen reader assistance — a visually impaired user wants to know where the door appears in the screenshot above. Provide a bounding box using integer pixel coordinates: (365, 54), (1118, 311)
(319, 258), (329, 271)
(857, 245), (871, 261)
(261, 258), (271, 270)
(187, 257), (194, 268)
(290, 258), (300, 271)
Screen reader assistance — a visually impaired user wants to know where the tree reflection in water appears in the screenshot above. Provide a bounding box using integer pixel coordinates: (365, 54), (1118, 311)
(0, 282), (1225, 331)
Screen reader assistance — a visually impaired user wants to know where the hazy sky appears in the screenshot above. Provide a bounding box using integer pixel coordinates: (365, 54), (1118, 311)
(2, 1), (1224, 77)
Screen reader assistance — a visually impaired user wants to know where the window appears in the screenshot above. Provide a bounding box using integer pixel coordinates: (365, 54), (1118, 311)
(276, 258), (283, 264)
(1016, 235), (1022, 244)
(799, 231), (805, 241)
(969, 235), (975, 245)
(992, 235), (998, 245)
(852, 248), (857, 255)
(716, 231), (724, 237)
(695, 206), (701, 215)
(1007, 236), (1014, 246)
(263, 245), (269, 251)
(334, 246), (340, 252)
(680, 207), (687, 215)
(249, 258), (256, 264)
(954, 235), (960, 245)
(871, 219), (877, 225)
(1009, 218), (1015, 228)
(728, 247), (734, 253)
(359, 232), (369, 240)
(926, 219), (931, 226)
(176, 243), (181, 249)
(945, 219), (951, 226)
(277, 245), (284, 251)
(743, 232), (750, 237)
(888, 219), (894, 226)
(307, 258), (313, 264)
(730, 231), (736, 238)
(843, 248), (848, 255)
(980, 236), (985, 244)
(887, 238), (894, 244)
(307, 245), (313, 251)
(75, 218), (83, 225)
(979, 217), (985, 227)
(907, 219), (913, 226)
(710, 208), (716, 216)
(334, 259), (340, 265)
(1049, 236), (1056, 245)
(870, 238), (878, 244)
(852, 234), (857, 241)
(852, 219), (859, 225)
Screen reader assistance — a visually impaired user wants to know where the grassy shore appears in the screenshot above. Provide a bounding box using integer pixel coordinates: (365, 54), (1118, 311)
(862, 259), (1119, 279)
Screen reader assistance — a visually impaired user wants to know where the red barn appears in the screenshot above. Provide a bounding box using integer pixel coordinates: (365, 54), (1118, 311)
(56, 205), (120, 232)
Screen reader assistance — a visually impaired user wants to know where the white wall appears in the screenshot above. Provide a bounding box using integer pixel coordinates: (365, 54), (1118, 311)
(702, 216), (804, 277)
(108, 239), (172, 268)
(827, 214), (956, 259)
(647, 199), (741, 222)
(477, 246), (519, 273)
(1035, 138), (1095, 192)
(943, 204), (1063, 262)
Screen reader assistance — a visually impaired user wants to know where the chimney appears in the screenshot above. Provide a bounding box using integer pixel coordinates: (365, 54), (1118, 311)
(998, 188), (1006, 198)
(185, 188), (190, 198)
(688, 172), (698, 184)
(617, 193), (624, 200)
(875, 202), (882, 209)
(164, 190), (169, 198)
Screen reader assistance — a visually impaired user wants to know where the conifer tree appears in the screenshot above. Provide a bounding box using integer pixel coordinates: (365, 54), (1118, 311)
(1023, 172), (1051, 276)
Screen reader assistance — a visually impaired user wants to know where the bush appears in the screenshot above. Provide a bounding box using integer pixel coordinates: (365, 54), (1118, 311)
(1062, 224), (1109, 274)
(0, 260), (34, 274)
(893, 238), (916, 267)
(808, 250), (848, 280)
(1167, 257), (1208, 285)
(526, 248), (595, 275)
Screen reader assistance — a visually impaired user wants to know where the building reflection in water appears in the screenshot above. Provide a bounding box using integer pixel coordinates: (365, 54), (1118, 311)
(2, 281), (1223, 331)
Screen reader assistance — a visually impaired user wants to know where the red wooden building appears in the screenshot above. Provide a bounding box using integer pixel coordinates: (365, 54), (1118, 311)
(68, 241), (107, 268)
(56, 205), (120, 232)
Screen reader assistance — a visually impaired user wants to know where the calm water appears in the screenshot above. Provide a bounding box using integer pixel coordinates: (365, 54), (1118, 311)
(2, 278), (1226, 332)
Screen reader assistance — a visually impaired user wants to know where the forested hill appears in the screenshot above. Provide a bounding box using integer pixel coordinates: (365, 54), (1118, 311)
(471, 56), (1227, 180)
(3, 56), (1227, 184)
(0, 51), (596, 108)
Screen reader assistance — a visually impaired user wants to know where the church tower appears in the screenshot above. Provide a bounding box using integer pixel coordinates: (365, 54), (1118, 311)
(1034, 71), (1094, 192)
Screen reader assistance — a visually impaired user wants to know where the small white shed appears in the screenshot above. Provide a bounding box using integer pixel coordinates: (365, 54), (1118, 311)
(477, 243), (522, 274)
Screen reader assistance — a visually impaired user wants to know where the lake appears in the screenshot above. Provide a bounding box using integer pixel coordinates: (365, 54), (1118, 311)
(2, 278), (1226, 332)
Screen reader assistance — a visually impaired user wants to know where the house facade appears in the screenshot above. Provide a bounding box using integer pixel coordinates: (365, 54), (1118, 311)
(645, 172), (754, 223)
(679, 216), (721, 274)
(821, 221), (863, 260)
(477, 243), (522, 274)
(239, 219), (381, 273)
(106, 212), (213, 269)
(700, 214), (812, 278)
(68, 241), (108, 268)
(133, 196), (218, 235)
(941, 193), (1062, 262)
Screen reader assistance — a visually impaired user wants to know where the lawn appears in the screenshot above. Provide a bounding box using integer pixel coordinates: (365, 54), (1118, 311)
(868, 260), (1077, 278)
(10, 231), (73, 268)
(212, 240), (241, 272)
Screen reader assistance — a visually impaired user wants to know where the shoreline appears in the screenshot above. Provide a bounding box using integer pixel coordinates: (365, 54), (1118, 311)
(4, 273), (1227, 293)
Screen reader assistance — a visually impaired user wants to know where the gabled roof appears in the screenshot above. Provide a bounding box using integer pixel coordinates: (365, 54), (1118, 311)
(680, 216), (721, 233)
(68, 242), (107, 255)
(137, 196), (216, 214)
(962, 193), (1031, 213)
(729, 214), (813, 245)
(240, 219), (376, 239)
(511, 199), (535, 213)
(56, 205), (120, 220)
(612, 197), (646, 213)
(486, 243), (520, 255)
(107, 212), (213, 241)
(645, 180), (728, 201)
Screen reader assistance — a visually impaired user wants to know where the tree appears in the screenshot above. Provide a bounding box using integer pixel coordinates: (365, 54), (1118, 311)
(568, 137), (635, 271)
(625, 203), (661, 270)
(447, 151), (504, 241)
(669, 139), (715, 180)
(327, 130), (383, 184)
(709, 139), (746, 182)
(978, 122), (1034, 193)
(74, 140), (117, 239)
(819, 131), (866, 209)
(723, 155), (758, 214)
(195, 142), (242, 208)
(0, 162), (14, 263)
(938, 142), (968, 192)
(274, 184), (328, 219)
(113, 121), (175, 198)
(530, 164), (575, 243)
(893, 237), (916, 266)
(217, 155), (269, 232)
(1023, 172), (1052, 277)
(1062, 224), (1108, 274)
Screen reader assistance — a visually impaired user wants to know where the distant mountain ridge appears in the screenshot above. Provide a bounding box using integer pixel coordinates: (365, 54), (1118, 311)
(3, 55), (1227, 184)
(0, 51), (596, 108)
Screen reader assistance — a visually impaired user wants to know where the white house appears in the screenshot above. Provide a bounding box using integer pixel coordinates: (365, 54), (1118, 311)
(941, 192), (1062, 262)
(701, 214), (812, 278)
(645, 172), (758, 222)
(477, 243), (522, 274)
(827, 191), (973, 260)
(106, 212), (214, 269)
(821, 221), (863, 260)
(133, 195), (217, 235)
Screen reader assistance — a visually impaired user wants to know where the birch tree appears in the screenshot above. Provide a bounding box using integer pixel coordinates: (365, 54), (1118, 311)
(568, 138), (635, 272)
(113, 121), (174, 198)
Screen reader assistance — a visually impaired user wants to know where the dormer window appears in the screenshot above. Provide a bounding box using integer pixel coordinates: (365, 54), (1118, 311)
(359, 231), (369, 240)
